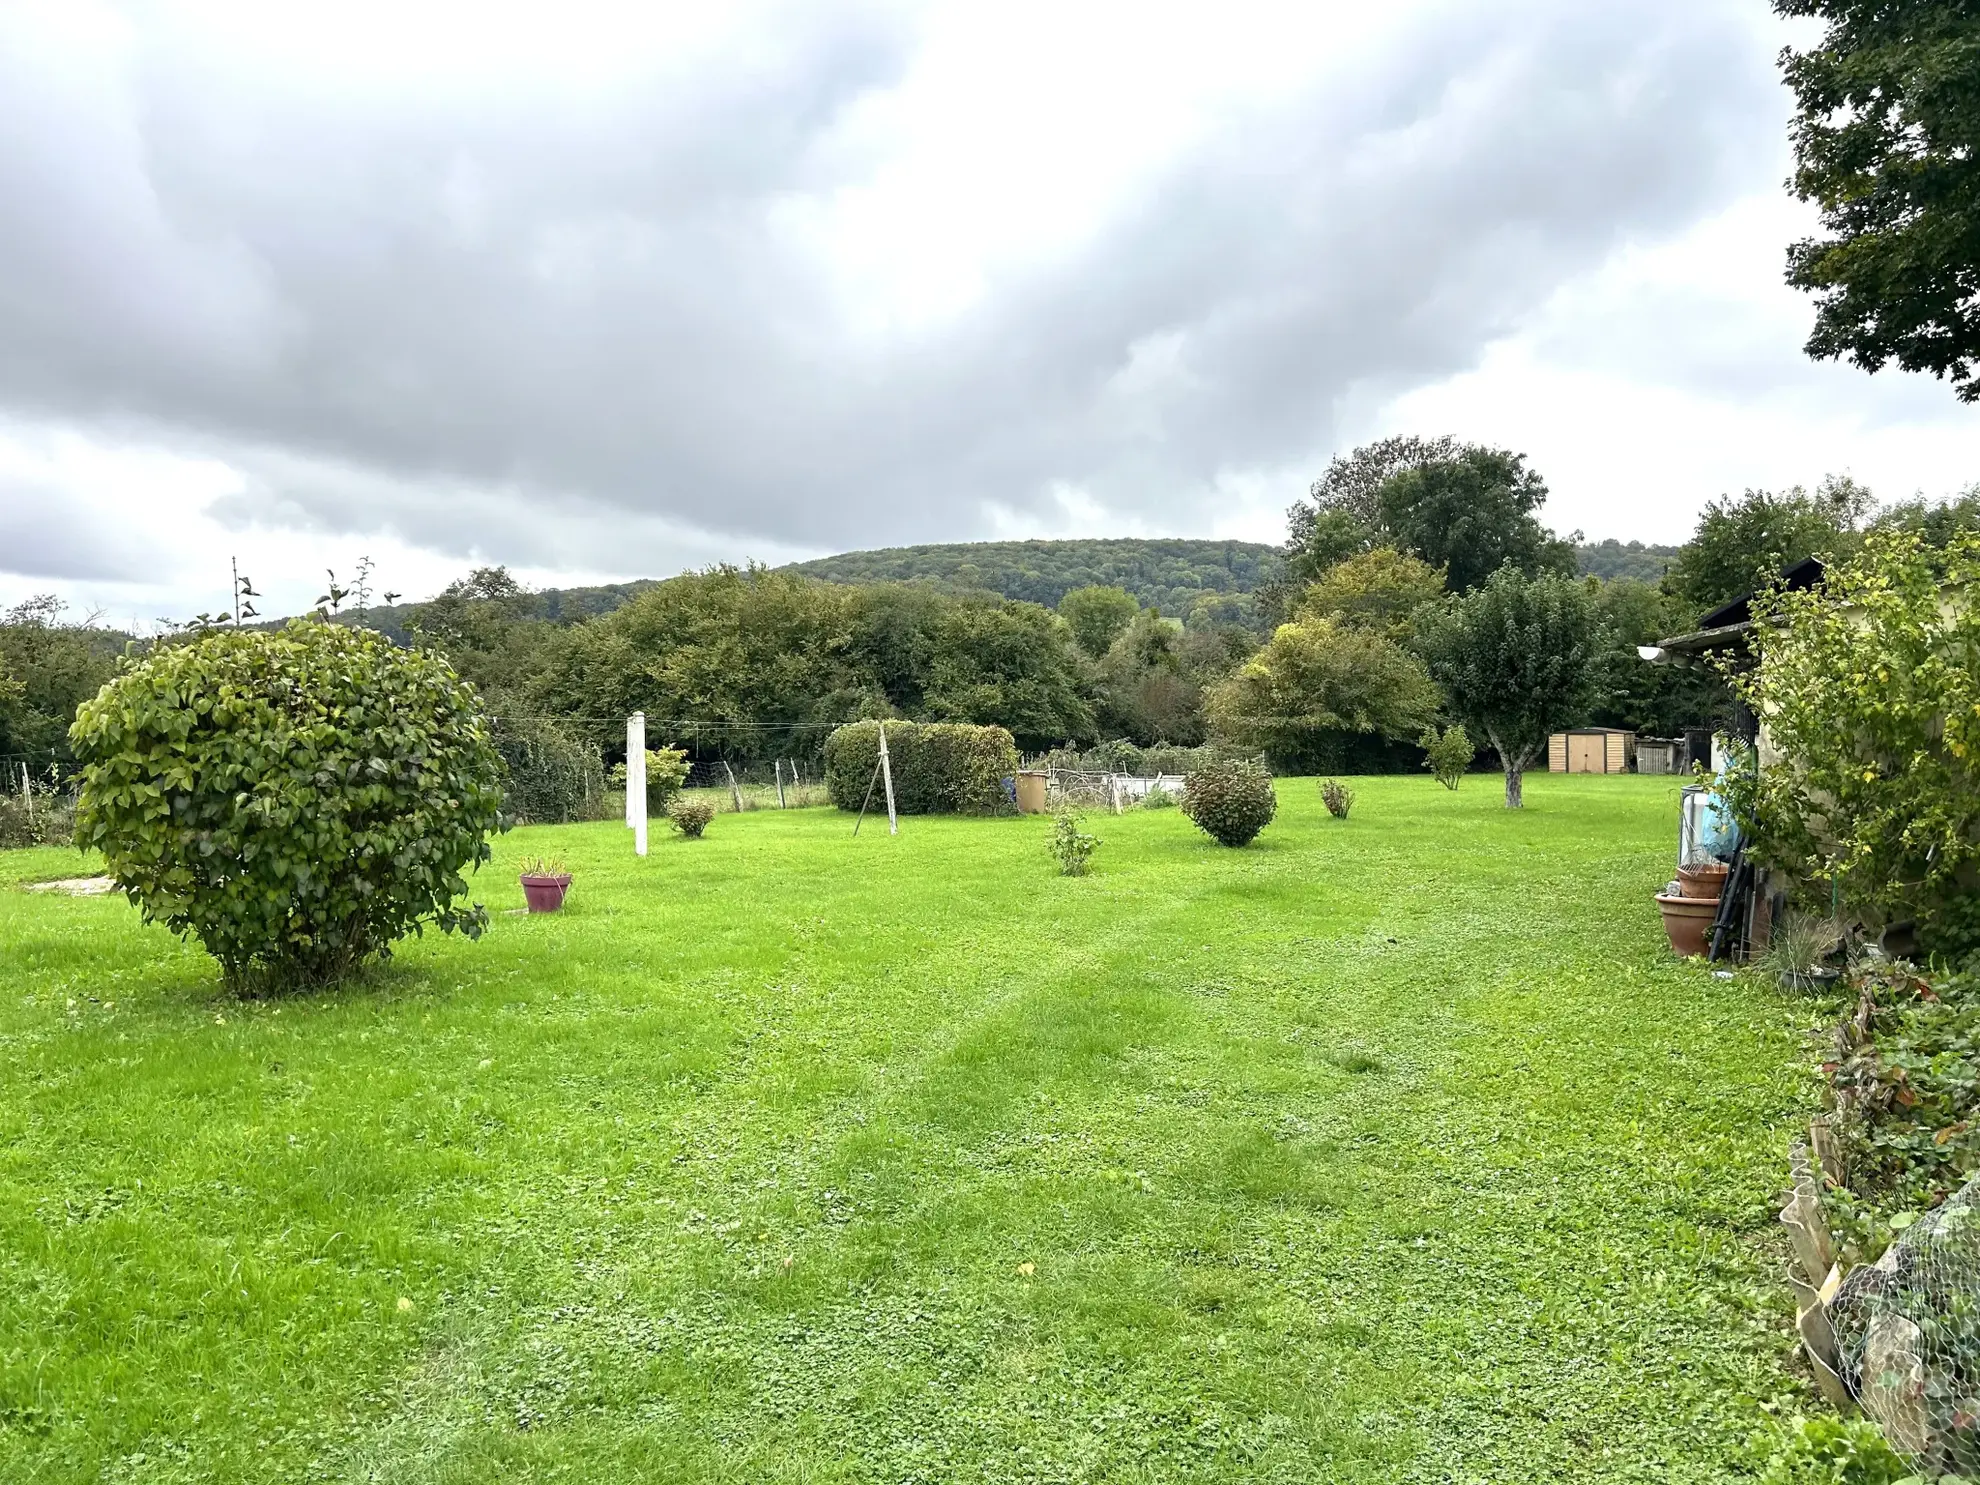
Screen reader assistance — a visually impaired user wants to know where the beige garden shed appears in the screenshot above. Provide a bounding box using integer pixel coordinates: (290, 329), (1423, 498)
(1548, 729), (1636, 774)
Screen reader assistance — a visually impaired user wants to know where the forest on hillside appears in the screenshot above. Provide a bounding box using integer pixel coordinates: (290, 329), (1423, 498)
(784, 539), (1280, 626)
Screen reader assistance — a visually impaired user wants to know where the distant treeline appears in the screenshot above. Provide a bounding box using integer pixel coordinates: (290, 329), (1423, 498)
(319, 536), (1679, 644)
(783, 539), (1280, 629)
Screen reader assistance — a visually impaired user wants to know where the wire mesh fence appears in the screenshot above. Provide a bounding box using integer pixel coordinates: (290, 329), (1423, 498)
(1829, 1176), (1980, 1475)
(674, 759), (830, 812)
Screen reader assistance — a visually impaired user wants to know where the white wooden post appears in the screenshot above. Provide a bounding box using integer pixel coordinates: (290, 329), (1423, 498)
(877, 724), (898, 836)
(628, 712), (647, 857)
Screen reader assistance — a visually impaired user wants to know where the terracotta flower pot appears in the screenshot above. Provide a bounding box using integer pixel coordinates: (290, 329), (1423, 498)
(1677, 862), (1729, 900)
(520, 873), (572, 913)
(1656, 893), (1719, 958)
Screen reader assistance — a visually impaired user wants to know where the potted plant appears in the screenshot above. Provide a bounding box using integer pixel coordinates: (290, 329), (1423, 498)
(518, 856), (573, 913)
(1676, 858), (1730, 900)
(1655, 888), (1720, 958)
(1763, 912), (1845, 991)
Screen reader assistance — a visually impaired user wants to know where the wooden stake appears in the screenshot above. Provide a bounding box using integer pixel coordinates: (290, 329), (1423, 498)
(627, 713), (647, 857)
(723, 760), (745, 813)
(877, 724), (898, 836)
(775, 759), (787, 809)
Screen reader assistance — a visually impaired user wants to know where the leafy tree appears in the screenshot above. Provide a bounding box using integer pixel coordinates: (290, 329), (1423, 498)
(1092, 612), (1188, 745)
(1869, 483), (1980, 562)
(0, 595), (123, 775)
(1777, 0), (1980, 401)
(1575, 539), (1679, 583)
(1297, 547), (1446, 640)
(920, 599), (1094, 748)
(405, 567), (573, 703)
(542, 566), (863, 760)
(1415, 568), (1607, 808)
(1587, 577), (1731, 736)
(1277, 437), (1574, 606)
(1059, 585), (1140, 657)
(1206, 616), (1440, 774)
(69, 621), (504, 991)
(1374, 448), (1577, 593)
(1727, 528), (1980, 961)
(1663, 477), (1872, 621)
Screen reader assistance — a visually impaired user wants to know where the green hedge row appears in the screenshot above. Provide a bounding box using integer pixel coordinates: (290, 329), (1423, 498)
(824, 721), (1018, 815)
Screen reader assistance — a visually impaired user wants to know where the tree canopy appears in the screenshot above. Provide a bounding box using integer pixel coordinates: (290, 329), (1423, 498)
(1415, 568), (1607, 808)
(1778, 0), (1980, 401)
(1278, 437), (1576, 603)
(1661, 477), (1872, 622)
(1058, 585), (1141, 657)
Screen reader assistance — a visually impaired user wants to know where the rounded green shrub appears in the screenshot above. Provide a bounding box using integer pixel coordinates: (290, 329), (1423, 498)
(69, 620), (504, 991)
(1181, 757), (1277, 847)
(667, 796), (715, 838)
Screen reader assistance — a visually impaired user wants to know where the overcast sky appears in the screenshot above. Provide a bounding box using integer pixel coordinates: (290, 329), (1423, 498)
(0, 0), (1972, 624)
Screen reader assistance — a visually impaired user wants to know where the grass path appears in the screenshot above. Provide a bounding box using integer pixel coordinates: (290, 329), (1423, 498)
(0, 776), (1815, 1481)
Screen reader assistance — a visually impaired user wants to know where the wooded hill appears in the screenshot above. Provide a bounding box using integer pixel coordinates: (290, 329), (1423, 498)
(278, 536), (1674, 642)
(783, 538), (1280, 624)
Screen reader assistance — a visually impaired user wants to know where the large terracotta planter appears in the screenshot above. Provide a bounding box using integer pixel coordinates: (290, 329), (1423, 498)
(1677, 862), (1729, 900)
(1656, 893), (1719, 958)
(520, 873), (572, 913)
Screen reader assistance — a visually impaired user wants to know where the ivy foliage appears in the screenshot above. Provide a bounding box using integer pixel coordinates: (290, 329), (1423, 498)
(1731, 529), (1980, 960)
(69, 620), (505, 991)
(1820, 962), (1980, 1264)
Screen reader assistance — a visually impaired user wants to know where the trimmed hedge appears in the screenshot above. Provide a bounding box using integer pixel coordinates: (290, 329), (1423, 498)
(824, 720), (1018, 814)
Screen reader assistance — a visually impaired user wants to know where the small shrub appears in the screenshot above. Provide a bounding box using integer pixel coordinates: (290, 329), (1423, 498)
(1751, 1414), (1908, 1485)
(0, 789), (74, 848)
(1419, 723), (1473, 790)
(1141, 783), (1176, 810)
(1181, 757), (1277, 847)
(1320, 779), (1355, 819)
(610, 746), (691, 813)
(1049, 812), (1098, 876)
(667, 796), (715, 839)
(69, 619), (504, 992)
(516, 856), (569, 878)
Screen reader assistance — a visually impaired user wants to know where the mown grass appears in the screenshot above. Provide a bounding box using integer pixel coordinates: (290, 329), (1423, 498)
(0, 776), (1816, 1482)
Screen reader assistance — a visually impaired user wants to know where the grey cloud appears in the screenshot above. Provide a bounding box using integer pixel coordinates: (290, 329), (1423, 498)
(0, 2), (1789, 573)
(0, 475), (149, 579)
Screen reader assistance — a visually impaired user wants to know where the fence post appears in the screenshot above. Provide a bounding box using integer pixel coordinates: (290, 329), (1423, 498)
(775, 759), (787, 809)
(628, 713), (647, 857)
(877, 724), (898, 836)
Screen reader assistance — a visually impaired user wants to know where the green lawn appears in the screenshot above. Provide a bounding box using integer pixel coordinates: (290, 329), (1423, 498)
(1, 776), (1815, 1482)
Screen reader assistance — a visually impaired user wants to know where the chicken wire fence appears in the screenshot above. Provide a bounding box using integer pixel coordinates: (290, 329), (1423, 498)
(675, 758), (829, 812)
(1043, 768), (1187, 812)
(1829, 1175), (1980, 1475)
